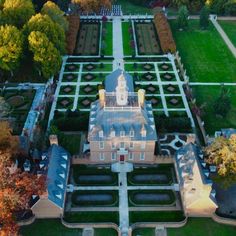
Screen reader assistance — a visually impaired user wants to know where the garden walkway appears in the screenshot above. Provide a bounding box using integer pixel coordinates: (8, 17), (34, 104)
(211, 18), (236, 58)
(112, 17), (124, 70)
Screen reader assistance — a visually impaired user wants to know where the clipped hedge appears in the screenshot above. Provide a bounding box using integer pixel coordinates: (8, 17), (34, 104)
(66, 15), (80, 54)
(154, 13), (176, 53)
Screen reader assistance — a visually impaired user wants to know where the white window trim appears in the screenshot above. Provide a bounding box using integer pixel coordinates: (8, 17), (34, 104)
(130, 130), (134, 137)
(111, 142), (116, 149)
(120, 142), (125, 148)
(99, 141), (104, 149)
(120, 131), (125, 137)
(99, 153), (105, 160)
(111, 153), (116, 161)
(130, 142), (134, 149)
(128, 152), (133, 160)
(141, 142), (146, 150)
(140, 152), (145, 160)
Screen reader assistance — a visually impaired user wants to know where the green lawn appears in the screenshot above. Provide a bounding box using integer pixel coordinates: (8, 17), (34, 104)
(103, 22), (113, 56)
(192, 85), (236, 135)
(122, 22), (134, 56)
(219, 21), (236, 47)
(59, 134), (81, 155)
(20, 219), (82, 236)
(117, 0), (152, 14)
(168, 218), (236, 236)
(20, 219), (118, 236)
(170, 20), (236, 82)
(132, 228), (155, 236)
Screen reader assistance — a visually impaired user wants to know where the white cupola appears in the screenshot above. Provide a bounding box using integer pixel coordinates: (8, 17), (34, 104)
(116, 71), (128, 106)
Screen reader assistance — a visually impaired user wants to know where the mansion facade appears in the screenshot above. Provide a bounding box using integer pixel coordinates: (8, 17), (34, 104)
(88, 69), (157, 164)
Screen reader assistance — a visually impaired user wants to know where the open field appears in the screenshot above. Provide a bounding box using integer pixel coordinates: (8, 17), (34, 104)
(170, 20), (236, 83)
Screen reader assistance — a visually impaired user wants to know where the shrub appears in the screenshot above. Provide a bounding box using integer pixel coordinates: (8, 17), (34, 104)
(154, 13), (176, 53)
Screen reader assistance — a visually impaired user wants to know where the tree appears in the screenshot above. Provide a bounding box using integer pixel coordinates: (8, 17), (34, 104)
(71, 0), (111, 13)
(0, 96), (11, 119)
(24, 13), (66, 54)
(213, 86), (231, 118)
(199, 6), (210, 29)
(0, 25), (24, 73)
(172, 0), (189, 7)
(0, 0), (35, 28)
(205, 135), (236, 188)
(28, 31), (62, 79)
(0, 121), (46, 235)
(41, 1), (68, 31)
(177, 5), (189, 30)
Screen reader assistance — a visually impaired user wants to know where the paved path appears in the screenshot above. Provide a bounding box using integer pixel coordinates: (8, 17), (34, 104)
(211, 19), (236, 58)
(112, 17), (124, 70)
(190, 82), (236, 86)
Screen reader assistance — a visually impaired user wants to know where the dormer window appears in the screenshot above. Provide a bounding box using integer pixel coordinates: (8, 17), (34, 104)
(130, 130), (134, 137)
(111, 130), (115, 137)
(120, 131), (125, 137)
(99, 130), (103, 138)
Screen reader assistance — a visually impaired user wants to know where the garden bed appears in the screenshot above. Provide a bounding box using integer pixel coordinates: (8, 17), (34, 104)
(135, 22), (161, 55)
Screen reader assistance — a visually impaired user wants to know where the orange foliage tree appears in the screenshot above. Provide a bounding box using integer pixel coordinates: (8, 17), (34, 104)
(0, 121), (46, 235)
(154, 13), (176, 53)
(66, 15), (80, 54)
(71, 0), (111, 13)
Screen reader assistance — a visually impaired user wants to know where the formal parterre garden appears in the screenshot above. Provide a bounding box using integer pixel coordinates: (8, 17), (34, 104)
(0, 88), (36, 135)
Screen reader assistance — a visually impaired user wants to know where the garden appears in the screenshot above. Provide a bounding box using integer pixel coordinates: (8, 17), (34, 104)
(219, 21), (236, 47)
(74, 22), (100, 56)
(0, 88), (36, 135)
(134, 22), (161, 55)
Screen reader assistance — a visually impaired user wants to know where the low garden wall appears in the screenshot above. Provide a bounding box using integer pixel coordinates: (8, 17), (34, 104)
(17, 215), (36, 226)
(212, 213), (236, 226)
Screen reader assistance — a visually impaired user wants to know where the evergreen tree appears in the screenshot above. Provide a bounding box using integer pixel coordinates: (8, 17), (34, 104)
(200, 6), (210, 29)
(177, 5), (189, 30)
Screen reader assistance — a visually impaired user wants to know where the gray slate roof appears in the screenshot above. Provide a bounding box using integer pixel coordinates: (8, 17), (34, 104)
(175, 143), (212, 186)
(221, 128), (236, 138)
(40, 145), (71, 208)
(105, 69), (134, 92)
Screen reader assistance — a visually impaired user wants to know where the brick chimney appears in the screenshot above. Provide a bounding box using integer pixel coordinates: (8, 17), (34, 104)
(49, 135), (58, 146)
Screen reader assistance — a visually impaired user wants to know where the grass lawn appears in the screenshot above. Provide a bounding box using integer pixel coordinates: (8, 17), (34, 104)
(64, 211), (119, 224)
(168, 218), (236, 236)
(59, 134), (81, 155)
(20, 219), (82, 236)
(95, 228), (118, 236)
(219, 21), (236, 47)
(170, 20), (236, 83)
(192, 85), (236, 135)
(132, 228), (155, 236)
(103, 22), (113, 56)
(117, 0), (152, 14)
(122, 22), (134, 56)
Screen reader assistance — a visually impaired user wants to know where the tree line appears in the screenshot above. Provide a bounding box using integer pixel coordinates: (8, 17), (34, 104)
(0, 0), (68, 80)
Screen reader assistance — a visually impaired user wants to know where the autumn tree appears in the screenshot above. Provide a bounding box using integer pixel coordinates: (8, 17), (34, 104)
(41, 1), (68, 31)
(0, 0), (35, 28)
(28, 31), (61, 78)
(0, 25), (24, 74)
(24, 13), (66, 54)
(0, 121), (45, 235)
(205, 135), (236, 188)
(71, 0), (111, 13)
(0, 96), (11, 119)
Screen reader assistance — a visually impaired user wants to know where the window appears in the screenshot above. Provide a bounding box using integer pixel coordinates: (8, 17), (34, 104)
(128, 152), (133, 160)
(111, 142), (116, 149)
(130, 130), (134, 137)
(111, 131), (115, 137)
(99, 130), (103, 138)
(99, 153), (105, 160)
(120, 142), (125, 148)
(130, 142), (134, 149)
(111, 153), (116, 160)
(141, 142), (146, 150)
(120, 131), (125, 137)
(140, 152), (145, 160)
(99, 141), (104, 149)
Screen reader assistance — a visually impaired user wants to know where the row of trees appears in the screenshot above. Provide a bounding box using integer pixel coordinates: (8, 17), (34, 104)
(0, 0), (67, 79)
(0, 121), (45, 235)
(154, 13), (176, 53)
